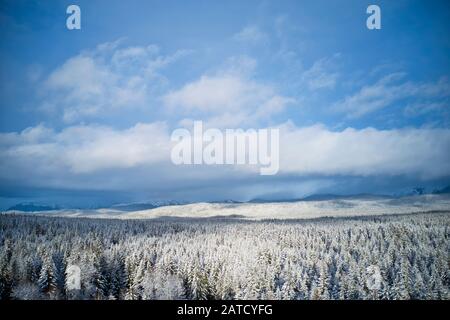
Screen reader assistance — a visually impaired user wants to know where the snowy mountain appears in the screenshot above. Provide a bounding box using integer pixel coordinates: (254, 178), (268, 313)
(110, 200), (188, 211)
(433, 185), (450, 194)
(6, 203), (59, 212)
(5, 193), (450, 220)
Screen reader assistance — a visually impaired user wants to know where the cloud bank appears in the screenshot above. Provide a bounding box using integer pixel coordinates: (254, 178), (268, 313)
(1, 122), (449, 196)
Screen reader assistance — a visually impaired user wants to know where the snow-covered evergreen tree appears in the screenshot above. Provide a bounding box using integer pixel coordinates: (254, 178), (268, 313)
(0, 212), (448, 300)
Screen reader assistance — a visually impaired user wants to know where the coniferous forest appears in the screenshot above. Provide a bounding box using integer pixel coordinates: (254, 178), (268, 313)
(0, 212), (448, 300)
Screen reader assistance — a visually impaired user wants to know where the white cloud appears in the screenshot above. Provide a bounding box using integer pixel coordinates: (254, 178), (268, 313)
(333, 73), (450, 118)
(404, 101), (448, 117)
(302, 56), (339, 90)
(60, 122), (170, 173)
(219, 55), (258, 75)
(233, 26), (268, 44)
(164, 75), (266, 112)
(279, 122), (450, 179)
(0, 122), (170, 178)
(41, 41), (190, 122)
(163, 57), (294, 127)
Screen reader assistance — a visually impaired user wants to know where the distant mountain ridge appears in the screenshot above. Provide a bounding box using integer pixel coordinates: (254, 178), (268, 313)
(5, 185), (450, 212)
(433, 185), (450, 194)
(110, 200), (189, 211)
(7, 203), (59, 212)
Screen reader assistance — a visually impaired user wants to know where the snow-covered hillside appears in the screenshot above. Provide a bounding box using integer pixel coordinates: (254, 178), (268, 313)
(5, 194), (450, 220)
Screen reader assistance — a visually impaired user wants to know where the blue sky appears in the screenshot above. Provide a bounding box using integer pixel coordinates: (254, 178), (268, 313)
(0, 0), (449, 208)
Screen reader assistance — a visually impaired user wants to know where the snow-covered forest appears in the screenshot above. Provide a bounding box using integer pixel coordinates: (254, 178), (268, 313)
(0, 212), (448, 300)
